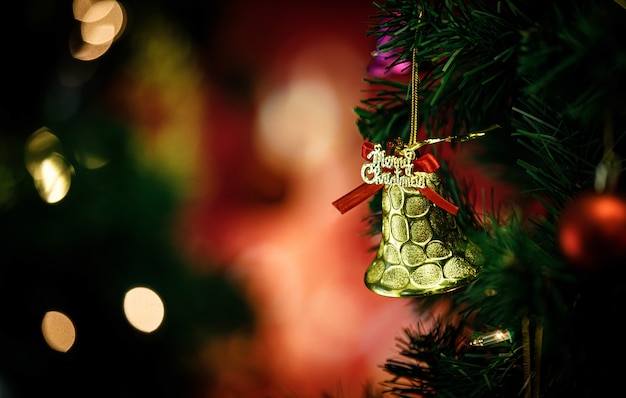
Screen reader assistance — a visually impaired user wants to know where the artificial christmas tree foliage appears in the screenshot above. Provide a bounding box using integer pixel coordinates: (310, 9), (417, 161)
(337, 0), (626, 396)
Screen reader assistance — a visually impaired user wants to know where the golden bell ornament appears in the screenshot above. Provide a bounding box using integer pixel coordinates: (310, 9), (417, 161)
(332, 135), (490, 298)
(364, 180), (483, 298)
(332, 48), (494, 298)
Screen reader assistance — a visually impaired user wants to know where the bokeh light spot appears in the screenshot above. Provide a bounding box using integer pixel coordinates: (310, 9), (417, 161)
(81, 1), (125, 45)
(73, 0), (97, 21)
(80, 0), (117, 23)
(70, 37), (112, 61)
(81, 22), (116, 45)
(123, 286), (165, 333)
(25, 128), (73, 203)
(41, 311), (76, 353)
(33, 154), (73, 203)
(24, 127), (63, 176)
(70, 0), (126, 61)
(256, 77), (339, 171)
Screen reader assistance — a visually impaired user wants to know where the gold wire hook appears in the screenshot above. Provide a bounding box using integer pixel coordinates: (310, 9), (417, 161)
(402, 124), (501, 154)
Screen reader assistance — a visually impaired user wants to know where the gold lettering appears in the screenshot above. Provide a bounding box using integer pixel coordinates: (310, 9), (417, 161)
(361, 147), (437, 188)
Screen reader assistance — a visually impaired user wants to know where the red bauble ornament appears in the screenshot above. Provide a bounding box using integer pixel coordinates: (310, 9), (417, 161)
(558, 192), (626, 270)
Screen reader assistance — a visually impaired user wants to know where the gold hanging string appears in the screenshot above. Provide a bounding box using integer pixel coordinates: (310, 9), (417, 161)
(404, 11), (498, 155)
(409, 46), (420, 147)
(408, 7), (423, 147)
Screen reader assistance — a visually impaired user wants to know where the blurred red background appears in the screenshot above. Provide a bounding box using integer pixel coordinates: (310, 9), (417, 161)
(111, 1), (419, 396)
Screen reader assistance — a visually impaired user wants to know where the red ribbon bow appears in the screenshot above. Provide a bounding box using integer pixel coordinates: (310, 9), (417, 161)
(332, 142), (459, 215)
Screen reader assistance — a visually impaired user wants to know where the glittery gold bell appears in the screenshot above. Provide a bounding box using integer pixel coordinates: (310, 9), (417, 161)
(364, 179), (483, 298)
(331, 47), (492, 298)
